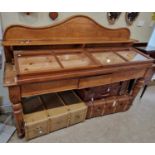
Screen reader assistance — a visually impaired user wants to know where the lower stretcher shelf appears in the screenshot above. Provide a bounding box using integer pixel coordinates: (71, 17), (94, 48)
(22, 91), (87, 140)
(22, 89), (133, 140)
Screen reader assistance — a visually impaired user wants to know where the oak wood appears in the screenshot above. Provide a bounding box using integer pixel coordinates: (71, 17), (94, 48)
(18, 63), (152, 85)
(8, 86), (24, 137)
(2, 15), (154, 138)
(3, 15), (130, 42)
(3, 63), (17, 86)
(21, 79), (79, 97)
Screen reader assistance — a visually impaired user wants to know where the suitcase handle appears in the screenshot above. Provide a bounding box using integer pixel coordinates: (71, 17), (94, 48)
(101, 93), (110, 97)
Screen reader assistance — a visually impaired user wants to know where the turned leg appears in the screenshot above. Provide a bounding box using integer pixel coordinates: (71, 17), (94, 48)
(8, 86), (24, 138)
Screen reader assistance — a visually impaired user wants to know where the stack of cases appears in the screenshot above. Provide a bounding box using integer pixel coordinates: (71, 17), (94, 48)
(22, 80), (130, 140)
(22, 91), (87, 140)
(76, 81), (129, 102)
(76, 80), (132, 119)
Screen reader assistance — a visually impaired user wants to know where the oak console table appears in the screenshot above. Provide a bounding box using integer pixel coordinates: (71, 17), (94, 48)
(2, 15), (154, 138)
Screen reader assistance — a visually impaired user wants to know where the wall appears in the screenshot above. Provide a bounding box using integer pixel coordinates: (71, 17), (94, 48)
(0, 12), (154, 111)
(0, 12), (155, 42)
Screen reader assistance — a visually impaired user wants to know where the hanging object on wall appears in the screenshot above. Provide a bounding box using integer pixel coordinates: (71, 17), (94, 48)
(49, 12), (59, 20)
(19, 13), (38, 24)
(125, 12), (139, 26)
(107, 12), (121, 25)
(152, 13), (155, 21)
(25, 12), (31, 16)
(20, 12), (32, 16)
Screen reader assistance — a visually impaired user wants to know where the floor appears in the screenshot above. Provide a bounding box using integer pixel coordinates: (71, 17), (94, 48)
(8, 85), (155, 143)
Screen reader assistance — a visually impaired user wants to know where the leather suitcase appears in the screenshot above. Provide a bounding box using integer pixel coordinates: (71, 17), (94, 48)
(86, 96), (117, 118)
(119, 80), (130, 95)
(40, 93), (70, 132)
(58, 91), (87, 125)
(76, 82), (121, 102)
(22, 96), (49, 140)
(86, 99), (105, 118)
(85, 101), (94, 119)
(103, 96), (117, 115)
(85, 95), (132, 118)
(115, 95), (132, 112)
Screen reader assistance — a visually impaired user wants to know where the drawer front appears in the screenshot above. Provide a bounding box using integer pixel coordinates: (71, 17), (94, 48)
(79, 74), (112, 89)
(22, 79), (78, 97)
(112, 69), (145, 83)
(79, 69), (145, 89)
(49, 113), (69, 132)
(25, 120), (49, 140)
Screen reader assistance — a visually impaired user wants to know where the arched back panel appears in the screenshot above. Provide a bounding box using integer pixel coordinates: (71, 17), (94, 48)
(3, 15), (130, 43)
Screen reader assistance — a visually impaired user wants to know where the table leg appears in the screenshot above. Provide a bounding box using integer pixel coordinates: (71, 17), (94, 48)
(140, 85), (148, 99)
(131, 78), (144, 99)
(8, 86), (24, 138)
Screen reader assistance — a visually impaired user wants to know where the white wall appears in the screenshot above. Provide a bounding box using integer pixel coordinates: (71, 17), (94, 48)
(0, 12), (155, 42)
(0, 15), (10, 110)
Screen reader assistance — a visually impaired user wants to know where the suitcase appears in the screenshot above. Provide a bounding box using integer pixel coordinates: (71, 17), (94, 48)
(86, 96), (117, 118)
(85, 95), (132, 118)
(103, 96), (117, 115)
(40, 93), (70, 132)
(58, 91), (87, 125)
(22, 96), (45, 114)
(22, 96), (49, 140)
(86, 99), (105, 119)
(85, 101), (94, 119)
(119, 81), (130, 95)
(76, 82), (121, 102)
(115, 95), (132, 112)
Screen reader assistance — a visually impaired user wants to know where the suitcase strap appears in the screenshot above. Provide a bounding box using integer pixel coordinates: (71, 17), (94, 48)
(67, 109), (71, 127)
(89, 98), (94, 118)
